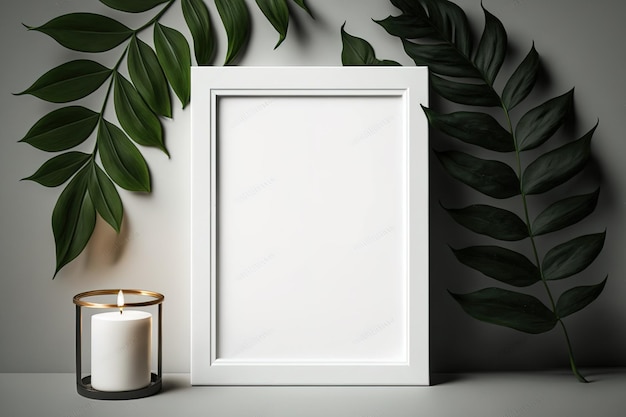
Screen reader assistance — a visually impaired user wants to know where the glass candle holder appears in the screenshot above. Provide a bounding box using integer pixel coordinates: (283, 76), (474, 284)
(73, 289), (164, 400)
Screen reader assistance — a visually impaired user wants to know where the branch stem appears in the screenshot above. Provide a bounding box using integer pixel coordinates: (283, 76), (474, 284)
(502, 102), (587, 383)
(136, 0), (177, 33)
(559, 319), (588, 382)
(92, 1), (177, 159)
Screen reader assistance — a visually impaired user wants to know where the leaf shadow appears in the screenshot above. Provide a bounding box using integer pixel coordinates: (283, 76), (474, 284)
(85, 215), (132, 267)
(286, 1), (329, 47)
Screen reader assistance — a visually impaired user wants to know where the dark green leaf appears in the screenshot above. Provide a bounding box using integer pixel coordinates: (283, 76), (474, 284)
(389, 0), (425, 16)
(87, 162), (123, 233)
(516, 89), (574, 151)
(15, 60), (111, 103)
(420, 0), (472, 57)
(502, 44), (539, 110)
(451, 245), (540, 287)
(341, 24), (372, 65)
(443, 204), (528, 241)
(182, 0), (215, 65)
(97, 119), (151, 192)
(154, 23), (191, 108)
(473, 6), (507, 85)
(52, 166), (96, 277)
(100, 0), (168, 13)
(19, 106), (98, 152)
(114, 72), (167, 155)
(291, 0), (313, 18)
(543, 232), (606, 281)
(422, 106), (513, 152)
(27, 13), (132, 52)
(522, 124), (594, 195)
(22, 151), (90, 187)
(430, 74), (500, 107)
(341, 24), (400, 66)
(436, 151), (520, 199)
(256, 0), (289, 49)
(215, 0), (250, 65)
(556, 277), (607, 319)
(128, 37), (172, 118)
(450, 287), (557, 334)
(532, 189), (600, 236)
(402, 39), (481, 78)
(375, 14), (435, 39)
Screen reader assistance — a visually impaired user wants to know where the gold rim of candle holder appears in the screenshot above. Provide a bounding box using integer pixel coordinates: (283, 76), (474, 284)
(73, 289), (164, 308)
(74, 289), (164, 400)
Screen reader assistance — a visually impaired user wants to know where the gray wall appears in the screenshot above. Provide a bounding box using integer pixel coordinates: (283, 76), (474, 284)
(1, 0), (624, 373)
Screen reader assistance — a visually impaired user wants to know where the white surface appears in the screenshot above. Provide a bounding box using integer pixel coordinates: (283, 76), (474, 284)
(1, 371), (626, 417)
(1, 0), (625, 375)
(191, 67), (429, 384)
(216, 95), (407, 362)
(91, 310), (152, 391)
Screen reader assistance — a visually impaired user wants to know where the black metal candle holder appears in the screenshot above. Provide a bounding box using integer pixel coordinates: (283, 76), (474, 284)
(73, 289), (164, 400)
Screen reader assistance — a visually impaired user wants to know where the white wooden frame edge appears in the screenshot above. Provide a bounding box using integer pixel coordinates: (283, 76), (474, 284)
(191, 67), (429, 385)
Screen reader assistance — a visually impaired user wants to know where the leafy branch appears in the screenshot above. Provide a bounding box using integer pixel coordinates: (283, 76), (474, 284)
(16, 0), (312, 277)
(341, 0), (606, 382)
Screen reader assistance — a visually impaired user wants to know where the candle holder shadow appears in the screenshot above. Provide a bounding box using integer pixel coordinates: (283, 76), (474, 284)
(73, 289), (164, 400)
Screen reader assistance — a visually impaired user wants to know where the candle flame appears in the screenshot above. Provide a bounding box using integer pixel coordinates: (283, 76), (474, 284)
(117, 290), (124, 314)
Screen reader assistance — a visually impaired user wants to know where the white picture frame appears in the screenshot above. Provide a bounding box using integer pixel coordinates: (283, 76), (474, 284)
(191, 67), (429, 385)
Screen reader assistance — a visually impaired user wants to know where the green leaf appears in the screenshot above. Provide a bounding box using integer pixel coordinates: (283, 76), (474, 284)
(543, 232), (606, 281)
(522, 124), (594, 195)
(128, 37), (172, 118)
(473, 6), (507, 85)
(516, 89), (574, 151)
(113, 72), (167, 155)
(422, 106), (514, 152)
(502, 44), (539, 110)
(22, 151), (90, 187)
(436, 151), (520, 199)
(52, 166), (96, 277)
(451, 245), (540, 287)
(389, 0), (426, 16)
(532, 189), (600, 236)
(418, 0), (472, 57)
(15, 60), (111, 103)
(27, 13), (132, 52)
(182, 0), (215, 65)
(556, 277), (607, 319)
(87, 162), (123, 233)
(443, 204), (528, 241)
(256, 0), (290, 49)
(291, 0), (313, 18)
(97, 119), (151, 192)
(388, 0), (473, 57)
(99, 0), (168, 13)
(215, 0), (250, 65)
(154, 23), (191, 108)
(19, 106), (98, 152)
(402, 39), (481, 78)
(341, 24), (400, 66)
(430, 74), (500, 107)
(375, 14), (435, 39)
(450, 287), (557, 334)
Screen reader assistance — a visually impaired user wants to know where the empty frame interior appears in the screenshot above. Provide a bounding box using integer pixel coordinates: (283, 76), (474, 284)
(191, 67), (429, 385)
(217, 94), (407, 363)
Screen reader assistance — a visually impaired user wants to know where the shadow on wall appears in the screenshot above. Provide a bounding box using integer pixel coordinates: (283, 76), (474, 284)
(86, 216), (135, 269)
(423, 9), (615, 372)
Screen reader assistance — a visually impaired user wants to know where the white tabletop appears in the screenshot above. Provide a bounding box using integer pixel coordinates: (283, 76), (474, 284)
(2, 370), (624, 417)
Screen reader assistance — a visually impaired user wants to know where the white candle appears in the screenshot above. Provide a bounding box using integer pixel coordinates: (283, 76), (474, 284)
(91, 291), (152, 392)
